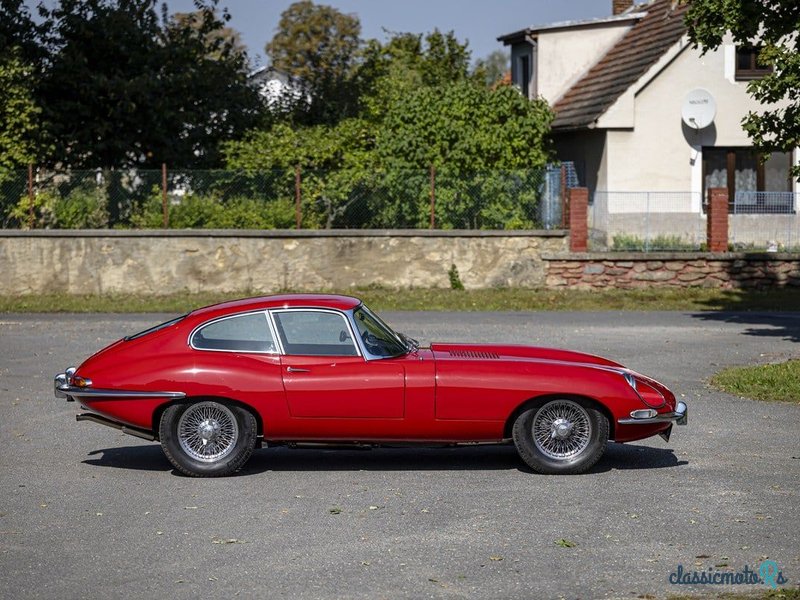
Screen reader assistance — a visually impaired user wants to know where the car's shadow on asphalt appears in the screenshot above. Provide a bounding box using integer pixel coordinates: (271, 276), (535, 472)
(82, 442), (687, 476)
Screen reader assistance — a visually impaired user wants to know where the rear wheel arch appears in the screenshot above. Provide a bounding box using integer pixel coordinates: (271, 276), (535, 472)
(152, 396), (264, 441)
(503, 394), (615, 441)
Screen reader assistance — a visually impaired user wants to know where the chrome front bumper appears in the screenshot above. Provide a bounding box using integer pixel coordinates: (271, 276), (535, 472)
(618, 401), (688, 426)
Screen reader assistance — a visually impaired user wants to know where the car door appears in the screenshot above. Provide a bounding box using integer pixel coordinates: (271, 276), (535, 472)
(271, 309), (405, 419)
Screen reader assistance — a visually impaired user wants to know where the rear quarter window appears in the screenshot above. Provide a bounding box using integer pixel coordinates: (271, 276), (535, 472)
(124, 314), (187, 341)
(191, 312), (276, 353)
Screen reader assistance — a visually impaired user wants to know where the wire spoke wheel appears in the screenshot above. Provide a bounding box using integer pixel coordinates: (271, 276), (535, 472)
(532, 400), (592, 460)
(512, 398), (608, 474)
(177, 401), (239, 463)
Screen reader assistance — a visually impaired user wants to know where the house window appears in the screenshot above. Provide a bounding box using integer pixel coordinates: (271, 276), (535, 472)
(703, 147), (792, 212)
(735, 46), (771, 80)
(518, 54), (530, 98)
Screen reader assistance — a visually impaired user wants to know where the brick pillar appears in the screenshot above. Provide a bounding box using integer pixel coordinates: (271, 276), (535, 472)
(707, 187), (729, 252)
(568, 187), (589, 252)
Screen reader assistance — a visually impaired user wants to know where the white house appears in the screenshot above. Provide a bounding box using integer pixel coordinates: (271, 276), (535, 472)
(499, 0), (799, 249)
(249, 66), (303, 107)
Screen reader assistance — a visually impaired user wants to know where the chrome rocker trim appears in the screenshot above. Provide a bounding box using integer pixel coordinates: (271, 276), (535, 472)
(618, 401), (688, 426)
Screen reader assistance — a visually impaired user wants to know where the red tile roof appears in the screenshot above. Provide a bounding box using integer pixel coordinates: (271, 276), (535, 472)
(551, 0), (689, 130)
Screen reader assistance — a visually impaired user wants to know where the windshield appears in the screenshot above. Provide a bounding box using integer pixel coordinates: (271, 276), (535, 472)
(352, 305), (408, 358)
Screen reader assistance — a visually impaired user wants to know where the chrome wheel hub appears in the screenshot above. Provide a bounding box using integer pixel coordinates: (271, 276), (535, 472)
(533, 400), (592, 460)
(177, 402), (238, 463)
(551, 418), (574, 440)
(199, 419), (219, 443)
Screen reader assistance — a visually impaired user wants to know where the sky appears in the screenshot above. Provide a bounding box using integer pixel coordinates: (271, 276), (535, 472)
(26, 0), (612, 68)
(198, 0), (612, 67)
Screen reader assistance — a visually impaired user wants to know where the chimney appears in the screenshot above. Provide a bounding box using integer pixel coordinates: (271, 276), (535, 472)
(613, 0), (632, 14)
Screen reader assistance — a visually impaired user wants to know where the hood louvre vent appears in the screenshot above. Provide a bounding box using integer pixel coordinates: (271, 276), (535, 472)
(448, 350), (500, 359)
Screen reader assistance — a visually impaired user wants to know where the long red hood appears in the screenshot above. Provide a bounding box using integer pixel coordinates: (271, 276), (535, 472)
(429, 343), (625, 369)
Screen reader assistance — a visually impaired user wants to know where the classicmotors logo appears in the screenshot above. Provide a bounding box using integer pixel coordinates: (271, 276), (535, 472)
(669, 560), (788, 588)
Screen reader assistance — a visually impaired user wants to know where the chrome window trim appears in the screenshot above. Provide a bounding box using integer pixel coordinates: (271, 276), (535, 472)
(269, 307), (362, 358)
(188, 310), (280, 355)
(346, 305), (407, 361)
(265, 310), (286, 355)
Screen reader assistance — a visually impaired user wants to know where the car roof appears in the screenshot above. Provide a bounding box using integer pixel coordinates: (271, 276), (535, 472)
(190, 294), (362, 319)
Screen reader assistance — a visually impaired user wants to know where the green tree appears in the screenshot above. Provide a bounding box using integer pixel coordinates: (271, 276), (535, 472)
(684, 0), (800, 176)
(378, 82), (551, 171)
(0, 49), (41, 174)
(474, 49), (508, 87)
(0, 0), (44, 63)
(226, 79), (554, 229)
(158, 2), (264, 166)
(374, 81), (553, 228)
(358, 29), (476, 122)
(36, 0), (262, 169)
(265, 0), (361, 125)
(171, 8), (246, 59)
(224, 118), (376, 228)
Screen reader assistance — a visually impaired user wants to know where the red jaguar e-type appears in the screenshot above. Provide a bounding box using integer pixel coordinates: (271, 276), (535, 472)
(55, 294), (687, 477)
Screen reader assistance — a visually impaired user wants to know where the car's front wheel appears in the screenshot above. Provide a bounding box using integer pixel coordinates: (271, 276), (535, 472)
(159, 400), (257, 477)
(512, 398), (608, 474)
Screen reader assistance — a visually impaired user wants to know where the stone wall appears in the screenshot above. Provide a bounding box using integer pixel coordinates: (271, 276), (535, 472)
(543, 252), (800, 289)
(0, 229), (568, 294)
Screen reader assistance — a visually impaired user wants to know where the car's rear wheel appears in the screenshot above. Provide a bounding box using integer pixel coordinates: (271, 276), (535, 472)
(512, 398), (608, 474)
(159, 400), (257, 477)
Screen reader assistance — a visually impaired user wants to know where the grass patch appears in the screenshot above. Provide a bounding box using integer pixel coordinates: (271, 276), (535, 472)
(711, 360), (800, 404)
(2, 287), (800, 314)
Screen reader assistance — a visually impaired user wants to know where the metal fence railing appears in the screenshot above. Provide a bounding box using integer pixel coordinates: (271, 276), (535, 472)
(1, 166), (572, 231)
(590, 191), (705, 251)
(732, 191), (796, 214)
(730, 191), (800, 251)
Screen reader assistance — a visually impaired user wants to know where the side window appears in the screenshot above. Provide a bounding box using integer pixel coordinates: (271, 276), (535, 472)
(272, 310), (358, 356)
(191, 312), (276, 353)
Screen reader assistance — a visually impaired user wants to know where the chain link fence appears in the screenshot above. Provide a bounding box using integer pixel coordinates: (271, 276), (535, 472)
(1, 166), (572, 230)
(590, 190), (800, 252)
(730, 191), (800, 251)
(590, 191), (707, 251)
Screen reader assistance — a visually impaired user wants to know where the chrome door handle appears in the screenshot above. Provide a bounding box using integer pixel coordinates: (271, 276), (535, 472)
(286, 367), (310, 373)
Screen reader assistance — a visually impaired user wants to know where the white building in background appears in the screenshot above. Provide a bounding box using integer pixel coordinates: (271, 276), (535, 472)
(499, 0), (799, 249)
(249, 66), (305, 108)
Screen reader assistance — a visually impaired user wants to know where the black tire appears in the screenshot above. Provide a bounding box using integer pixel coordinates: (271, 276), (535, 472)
(159, 400), (257, 477)
(512, 398), (609, 474)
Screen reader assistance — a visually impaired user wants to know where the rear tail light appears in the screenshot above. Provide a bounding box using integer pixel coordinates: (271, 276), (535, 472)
(72, 375), (92, 388)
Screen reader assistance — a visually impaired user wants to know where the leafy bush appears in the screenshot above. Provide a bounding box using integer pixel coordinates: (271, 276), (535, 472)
(5, 189), (58, 228)
(52, 184), (109, 228)
(448, 264), (465, 290)
(130, 191), (296, 229)
(4, 184), (108, 228)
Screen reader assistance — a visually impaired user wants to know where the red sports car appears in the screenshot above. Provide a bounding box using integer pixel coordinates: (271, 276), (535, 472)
(55, 294), (687, 477)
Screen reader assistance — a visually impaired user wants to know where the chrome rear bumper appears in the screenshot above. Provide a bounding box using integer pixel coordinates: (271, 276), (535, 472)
(54, 369), (186, 401)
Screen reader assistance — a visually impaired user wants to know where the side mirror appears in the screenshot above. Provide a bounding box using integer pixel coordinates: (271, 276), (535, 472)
(339, 330), (351, 343)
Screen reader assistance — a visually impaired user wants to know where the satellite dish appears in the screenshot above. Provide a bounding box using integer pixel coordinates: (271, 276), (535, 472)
(681, 88), (716, 129)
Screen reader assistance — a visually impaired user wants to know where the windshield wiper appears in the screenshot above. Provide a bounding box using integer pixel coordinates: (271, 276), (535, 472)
(399, 333), (419, 352)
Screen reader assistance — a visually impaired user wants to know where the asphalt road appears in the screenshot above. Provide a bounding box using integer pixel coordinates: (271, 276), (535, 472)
(1, 311), (799, 600)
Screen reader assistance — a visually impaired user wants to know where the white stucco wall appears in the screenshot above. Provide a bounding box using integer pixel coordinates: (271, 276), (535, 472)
(602, 39), (796, 198)
(537, 23), (631, 104)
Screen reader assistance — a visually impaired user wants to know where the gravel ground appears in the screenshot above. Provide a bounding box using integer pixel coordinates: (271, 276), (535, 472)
(1, 310), (798, 600)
